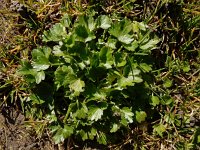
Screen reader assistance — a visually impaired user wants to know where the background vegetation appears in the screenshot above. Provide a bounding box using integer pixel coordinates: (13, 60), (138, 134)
(0, 0), (199, 149)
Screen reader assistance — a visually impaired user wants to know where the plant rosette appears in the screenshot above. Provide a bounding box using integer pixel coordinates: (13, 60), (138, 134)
(18, 14), (160, 144)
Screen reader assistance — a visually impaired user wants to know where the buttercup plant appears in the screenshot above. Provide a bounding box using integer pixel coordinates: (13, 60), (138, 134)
(19, 14), (160, 144)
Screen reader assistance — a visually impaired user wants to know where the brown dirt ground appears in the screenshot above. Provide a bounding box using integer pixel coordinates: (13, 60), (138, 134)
(0, 106), (57, 150)
(0, 107), (103, 150)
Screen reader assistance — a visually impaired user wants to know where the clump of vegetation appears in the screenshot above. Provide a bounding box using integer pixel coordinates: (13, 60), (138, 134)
(19, 13), (160, 145)
(0, 0), (200, 149)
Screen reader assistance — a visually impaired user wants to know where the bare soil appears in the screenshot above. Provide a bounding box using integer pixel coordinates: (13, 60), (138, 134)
(0, 106), (56, 150)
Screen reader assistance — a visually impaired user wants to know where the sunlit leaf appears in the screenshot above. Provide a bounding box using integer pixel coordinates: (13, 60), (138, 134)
(163, 78), (172, 88)
(88, 128), (97, 140)
(97, 15), (112, 29)
(124, 40), (138, 51)
(88, 107), (103, 121)
(109, 19), (133, 44)
(153, 124), (166, 137)
(140, 63), (152, 72)
(32, 47), (51, 71)
(88, 102), (107, 121)
(118, 76), (135, 88)
(133, 76), (143, 83)
(79, 130), (88, 141)
(53, 125), (73, 144)
(69, 79), (85, 96)
(60, 14), (71, 27)
(97, 132), (107, 145)
(140, 38), (160, 50)
(110, 123), (120, 133)
(121, 107), (134, 123)
(35, 71), (45, 84)
(43, 23), (67, 42)
(135, 111), (147, 123)
(151, 96), (160, 106)
(106, 38), (117, 49)
(118, 35), (134, 44)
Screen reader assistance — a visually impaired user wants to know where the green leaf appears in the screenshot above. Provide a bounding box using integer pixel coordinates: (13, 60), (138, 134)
(135, 21), (147, 31)
(46, 112), (57, 123)
(140, 63), (152, 72)
(163, 78), (172, 88)
(132, 21), (146, 33)
(118, 35), (134, 44)
(118, 76), (135, 88)
(109, 19), (133, 44)
(79, 130), (88, 141)
(114, 52), (127, 67)
(52, 45), (64, 56)
(91, 92), (107, 101)
(138, 22), (147, 31)
(132, 68), (141, 76)
(151, 96), (160, 106)
(54, 66), (76, 89)
(32, 47), (51, 71)
(124, 40), (138, 51)
(97, 15), (112, 29)
(64, 34), (76, 48)
(43, 23), (67, 42)
(69, 79), (85, 96)
(132, 21), (140, 33)
(62, 125), (74, 138)
(110, 123), (120, 133)
(182, 61), (190, 72)
(97, 132), (107, 145)
(123, 65), (131, 77)
(99, 46), (113, 69)
(18, 60), (33, 74)
(133, 76), (143, 83)
(135, 111), (147, 123)
(29, 94), (45, 104)
(182, 65), (190, 73)
(88, 128), (97, 140)
(18, 61), (37, 83)
(74, 107), (87, 119)
(53, 129), (65, 144)
(60, 14), (71, 27)
(153, 124), (166, 137)
(88, 102), (107, 121)
(107, 70), (121, 85)
(198, 135), (200, 143)
(88, 16), (96, 31)
(106, 38), (117, 49)
(140, 38), (160, 50)
(35, 71), (45, 84)
(91, 128), (97, 136)
(162, 96), (173, 105)
(121, 107), (134, 123)
(75, 25), (89, 39)
(75, 19), (96, 42)
(78, 15), (96, 32)
(121, 118), (128, 126)
(53, 125), (73, 144)
(33, 46), (51, 60)
(88, 107), (104, 121)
